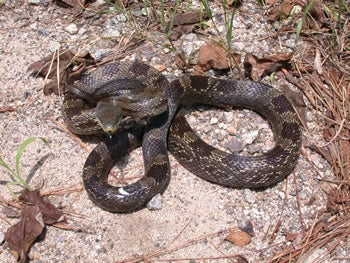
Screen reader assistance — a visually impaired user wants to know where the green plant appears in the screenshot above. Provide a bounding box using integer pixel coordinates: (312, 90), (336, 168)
(160, 0), (181, 38)
(222, 0), (236, 51)
(296, 0), (314, 41)
(0, 137), (49, 193)
(102, 0), (127, 14)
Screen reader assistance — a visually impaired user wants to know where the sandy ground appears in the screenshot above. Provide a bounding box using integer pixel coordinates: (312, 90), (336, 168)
(0, 1), (334, 262)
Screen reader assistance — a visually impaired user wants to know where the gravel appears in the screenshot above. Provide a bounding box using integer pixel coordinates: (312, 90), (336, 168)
(0, 0), (334, 262)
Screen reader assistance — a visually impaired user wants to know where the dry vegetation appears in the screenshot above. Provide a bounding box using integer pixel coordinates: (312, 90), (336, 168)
(1, 0), (349, 262)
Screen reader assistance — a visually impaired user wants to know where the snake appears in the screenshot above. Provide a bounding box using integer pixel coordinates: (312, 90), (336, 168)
(62, 60), (302, 213)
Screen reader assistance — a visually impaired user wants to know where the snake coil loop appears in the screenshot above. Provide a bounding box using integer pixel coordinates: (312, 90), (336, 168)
(62, 60), (302, 213)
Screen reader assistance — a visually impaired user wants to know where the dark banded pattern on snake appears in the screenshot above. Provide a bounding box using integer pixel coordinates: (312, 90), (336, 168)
(62, 60), (302, 212)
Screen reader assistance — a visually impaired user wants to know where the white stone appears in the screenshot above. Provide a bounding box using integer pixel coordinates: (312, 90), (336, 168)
(147, 193), (163, 210)
(65, 23), (78, 35)
(210, 117), (219, 125)
(242, 130), (259, 144)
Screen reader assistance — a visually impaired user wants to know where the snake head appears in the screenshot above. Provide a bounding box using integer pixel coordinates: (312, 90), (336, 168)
(96, 97), (123, 135)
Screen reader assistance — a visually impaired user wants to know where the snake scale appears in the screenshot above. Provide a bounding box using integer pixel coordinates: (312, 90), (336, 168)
(62, 60), (302, 213)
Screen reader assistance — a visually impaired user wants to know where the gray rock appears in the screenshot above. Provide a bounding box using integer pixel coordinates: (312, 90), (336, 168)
(103, 28), (121, 38)
(285, 38), (295, 48)
(78, 27), (88, 35)
(65, 23), (78, 35)
(28, 0), (49, 4)
(147, 193), (163, 210)
(181, 33), (205, 65)
(243, 189), (257, 204)
(232, 42), (245, 52)
(48, 41), (60, 53)
(210, 117), (218, 125)
(242, 130), (259, 145)
(247, 144), (261, 154)
(94, 49), (112, 60)
(116, 14), (127, 22)
(226, 138), (244, 153)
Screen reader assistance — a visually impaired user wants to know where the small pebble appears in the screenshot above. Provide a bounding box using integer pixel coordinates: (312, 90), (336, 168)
(242, 130), (259, 145)
(226, 138), (244, 153)
(243, 189), (257, 204)
(247, 144), (261, 154)
(65, 23), (78, 35)
(147, 193), (163, 210)
(0, 232), (4, 244)
(116, 14), (127, 22)
(48, 41), (60, 53)
(210, 117), (218, 125)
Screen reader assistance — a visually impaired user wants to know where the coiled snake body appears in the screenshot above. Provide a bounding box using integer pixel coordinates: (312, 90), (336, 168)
(62, 60), (302, 213)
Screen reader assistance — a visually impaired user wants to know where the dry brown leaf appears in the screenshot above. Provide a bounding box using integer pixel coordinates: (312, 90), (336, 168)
(196, 42), (241, 73)
(265, 0), (305, 21)
(28, 50), (95, 95)
(173, 11), (204, 26)
(267, 0), (296, 21)
(4, 189), (65, 262)
(169, 24), (196, 41)
(264, 0), (277, 7)
(4, 205), (44, 263)
(175, 53), (187, 70)
(244, 52), (293, 81)
(54, 0), (93, 13)
(225, 229), (251, 247)
(168, 11), (209, 40)
(19, 189), (63, 225)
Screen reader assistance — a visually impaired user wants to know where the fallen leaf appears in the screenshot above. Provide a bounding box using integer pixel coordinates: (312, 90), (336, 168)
(244, 52), (293, 81)
(28, 50), (95, 95)
(175, 53), (187, 69)
(196, 42), (241, 73)
(19, 189), (63, 225)
(4, 189), (65, 262)
(264, 0), (277, 7)
(54, 0), (93, 13)
(267, 0), (296, 21)
(167, 11), (210, 40)
(1, 206), (19, 218)
(225, 229), (251, 247)
(4, 205), (44, 263)
(169, 24), (196, 41)
(173, 11), (204, 26)
(303, 0), (325, 31)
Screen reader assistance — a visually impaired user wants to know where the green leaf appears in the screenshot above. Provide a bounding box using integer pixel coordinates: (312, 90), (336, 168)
(15, 137), (49, 179)
(0, 157), (16, 176)
(296, 0), (314, 41)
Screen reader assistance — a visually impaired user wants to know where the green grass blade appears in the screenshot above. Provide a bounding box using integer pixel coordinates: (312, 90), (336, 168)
(296, 0), (314, 41)
(15, 137), (49, 179)
(166, 0), (180, 37)
(0, 157), (16, 176)
(200, 0), (213, 19)
(226, 10), (234, 50)
(160, 0), (166, 32)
